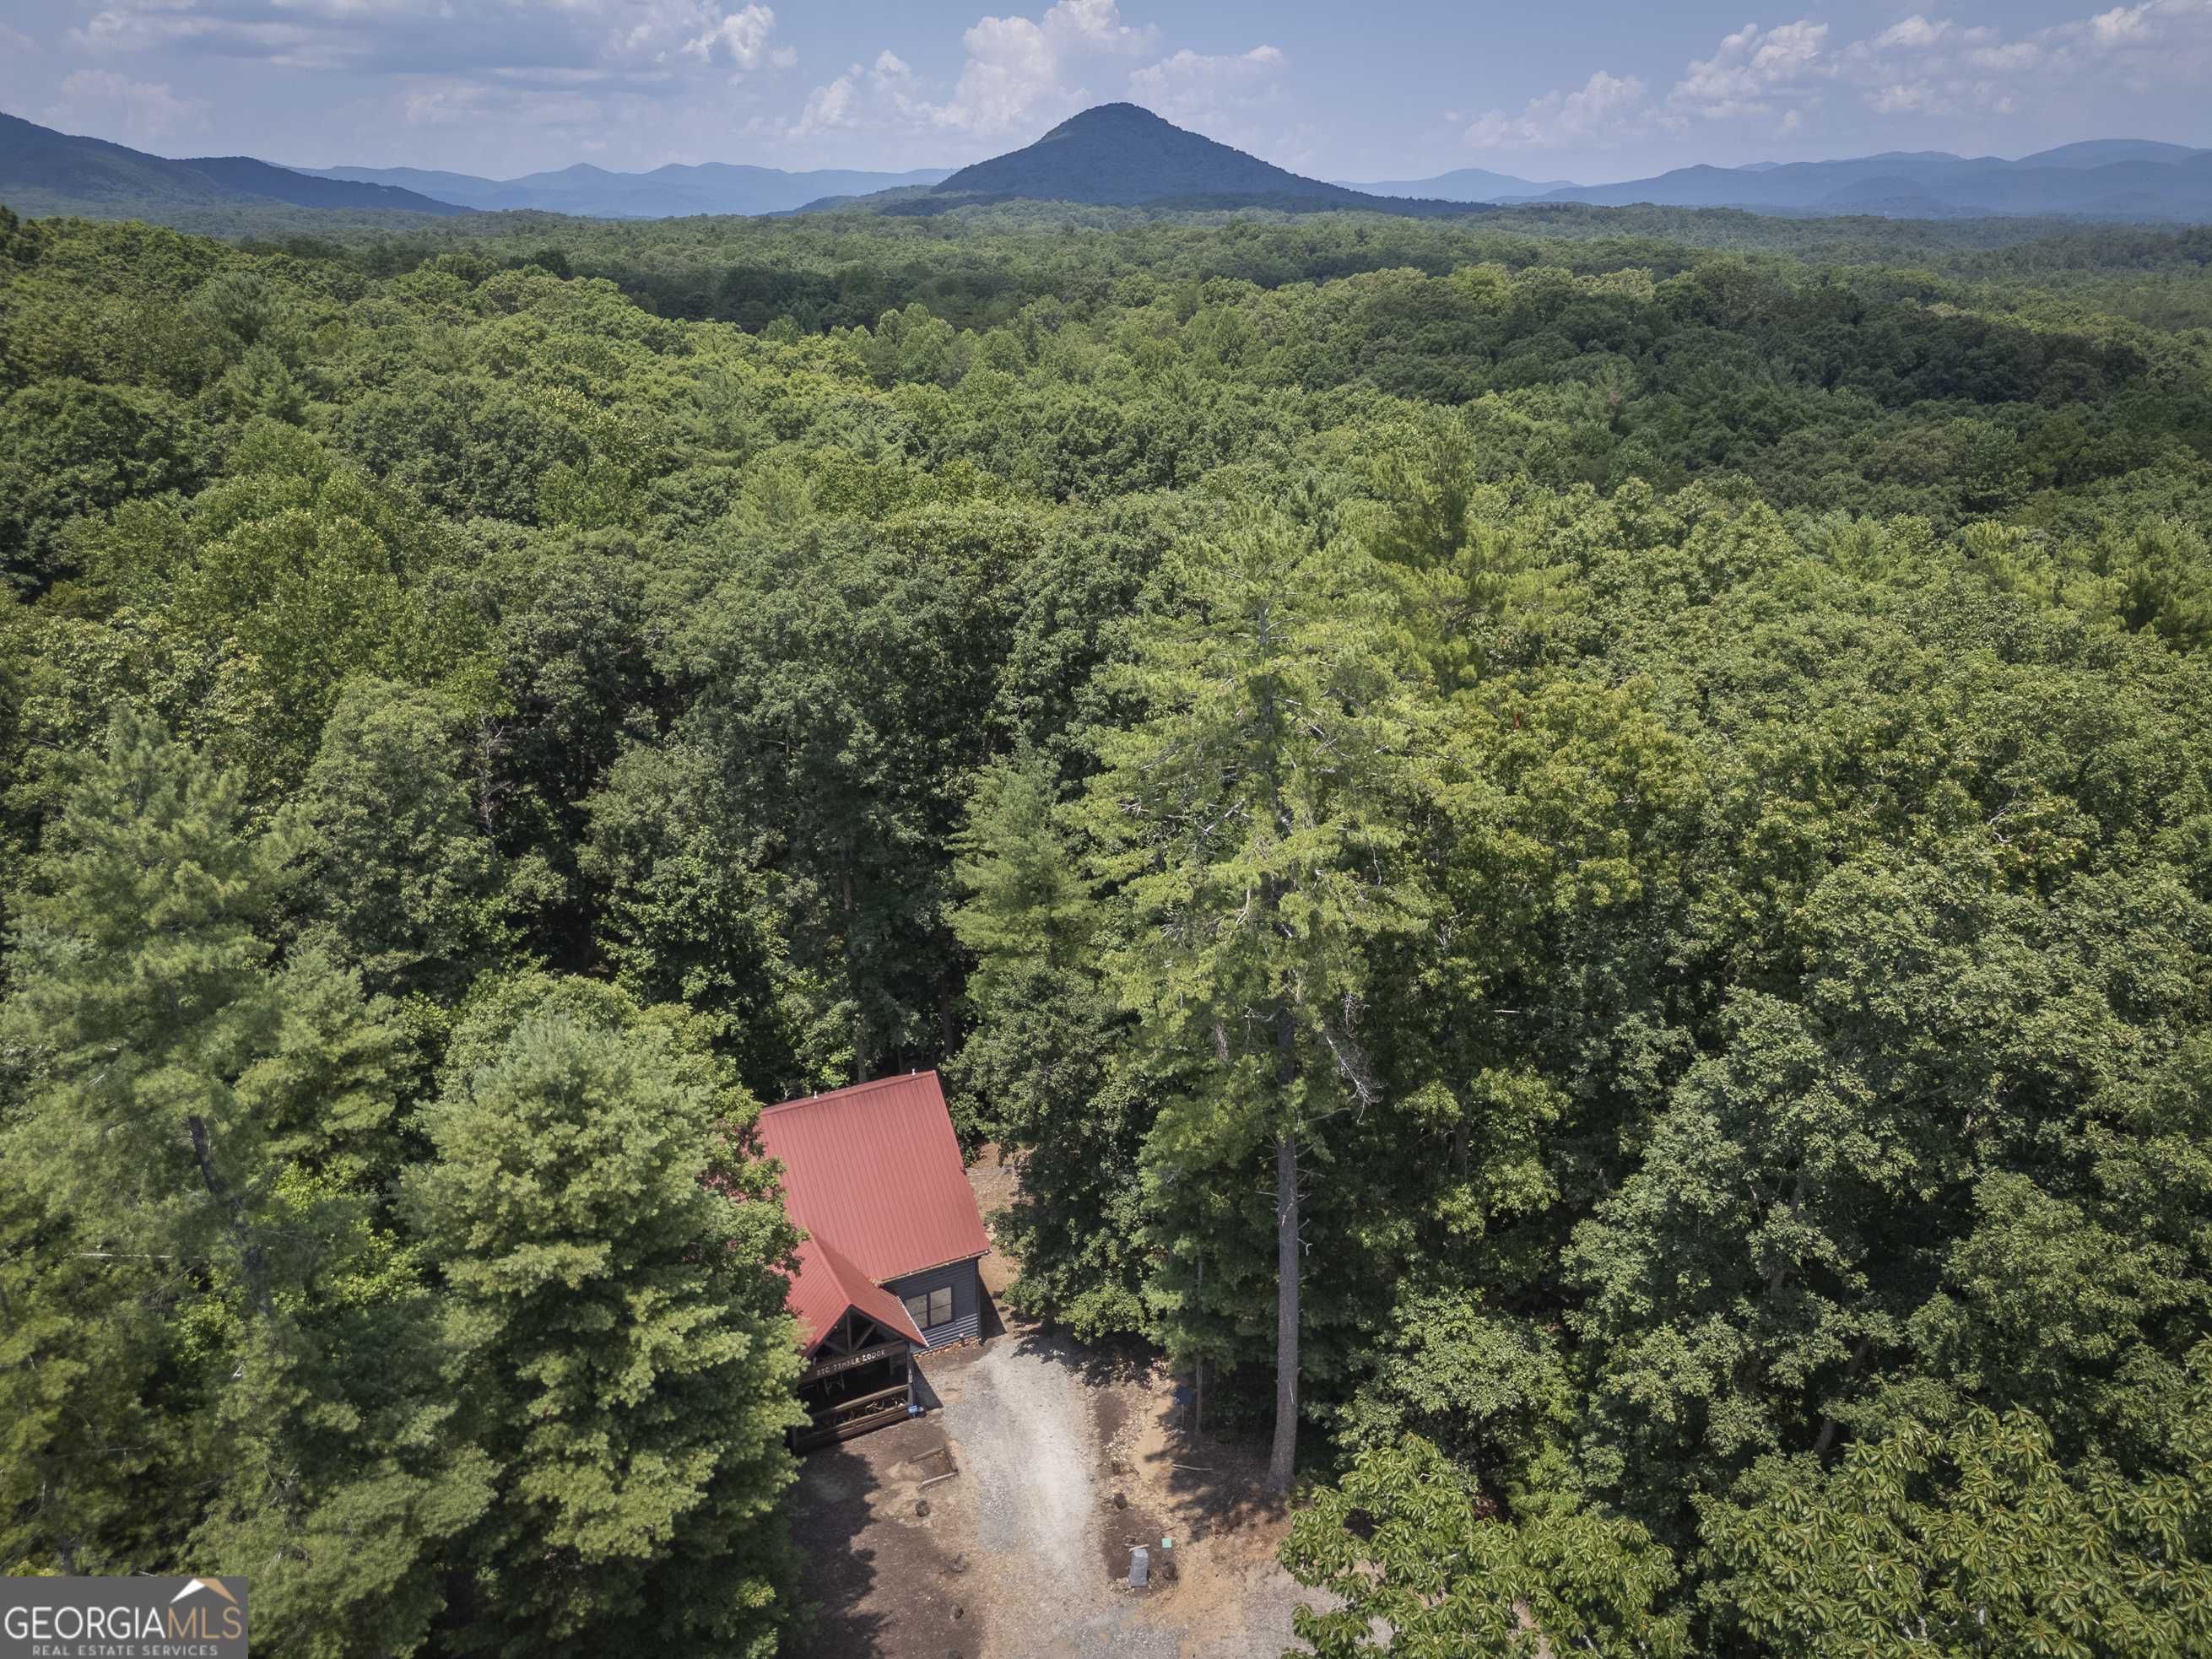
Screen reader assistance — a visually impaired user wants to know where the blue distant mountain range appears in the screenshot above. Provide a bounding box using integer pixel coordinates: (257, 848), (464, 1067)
(7, 103), (2211, 224)
(1349, 139), (2212, 218)
(295, 159), (954, 218)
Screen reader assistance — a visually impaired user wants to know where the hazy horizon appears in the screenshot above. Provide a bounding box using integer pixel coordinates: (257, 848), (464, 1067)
(14, 97), (2204, 198)
(3, 1), (2207, 187)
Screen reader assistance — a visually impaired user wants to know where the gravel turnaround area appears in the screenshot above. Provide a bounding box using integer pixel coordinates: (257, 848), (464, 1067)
(787, 1151), (1321, 1659)
(953, 1337), (1140, 1642)
(788, 1323), (1320, 1659)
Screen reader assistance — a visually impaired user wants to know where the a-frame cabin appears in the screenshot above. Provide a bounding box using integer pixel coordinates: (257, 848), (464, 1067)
(762, 1072), (992, 1450)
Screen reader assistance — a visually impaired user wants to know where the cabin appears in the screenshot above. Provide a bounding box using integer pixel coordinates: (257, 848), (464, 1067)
(757, 1070), (991, 1448)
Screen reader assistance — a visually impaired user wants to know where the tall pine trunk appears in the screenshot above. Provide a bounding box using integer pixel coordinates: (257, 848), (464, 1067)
(1268, 997), (1301, 1498)
(1268, 1128), (1300, 1497)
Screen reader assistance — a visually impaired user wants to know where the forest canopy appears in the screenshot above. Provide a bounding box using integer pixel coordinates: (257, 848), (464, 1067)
(3, 197), (2211, 1655)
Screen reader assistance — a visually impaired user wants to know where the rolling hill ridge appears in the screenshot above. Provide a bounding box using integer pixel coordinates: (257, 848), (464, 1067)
(1524, 140), (2212, 219)
(10, 100), (2212, 227)
(295, 159), (955, 217)
(0, 112), (472, 216)
(1335, 165), (1579, 203)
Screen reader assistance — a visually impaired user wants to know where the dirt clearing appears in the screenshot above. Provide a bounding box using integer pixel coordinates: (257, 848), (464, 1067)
(784, 1146), (1322, 1659)
(787, 1413), (986, 1659)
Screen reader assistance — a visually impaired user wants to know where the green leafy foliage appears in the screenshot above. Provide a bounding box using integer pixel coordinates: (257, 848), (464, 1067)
(1281, 1436), (1690, 1658)
(406, 1006), (803, 1659)
(0, 715), (489, 1654)
(1702, 1375), (2212, 1657)
(7, 197), (2212, 1653)
(290, 675), (509, 1000)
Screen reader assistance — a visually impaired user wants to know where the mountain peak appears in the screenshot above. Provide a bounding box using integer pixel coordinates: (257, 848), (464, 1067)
(1042, 102), (1172, 135)
(919, 102), (1473, 216)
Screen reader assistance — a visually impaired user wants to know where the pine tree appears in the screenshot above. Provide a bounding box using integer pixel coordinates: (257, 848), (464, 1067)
(1079, 520), (1430, 1495)
(0, 711), (488, 1653)
(0, 1168), (164, 1577)
(949, 752), (1156, 1337)
(405, 1007), (804, 1659)
(3, 710), (295, 1281)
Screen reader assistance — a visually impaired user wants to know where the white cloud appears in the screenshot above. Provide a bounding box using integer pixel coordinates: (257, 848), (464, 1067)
(1127, 45), (1285, 130)
(785, 73), (857, 138)
(44, 68), (209, 141)
(1463, 69), (1648, 150)
(77, 5), (352, 70)
(1043, 0), (1154, 55)
(1870, 15), (1955, 51)
(1670, 19), (1828, 121)
(75, 0), (793, 77)
(1868, 81), (1939, 114)
(937, 0), (1155, 135)
(2069, 0), (2212, 60)
(767, 0), (1160, 147)
(941, 16), (1065, 132)
(682, 5), (792, 73)
(1470, 20), (1848, 154)
(2090, 3), (2158, 46)
(780, 50), (925, 138)
(1466, 16), (1842, 149)
(1831, 0), (2212, 121)
(1459, 1), (2212, 154)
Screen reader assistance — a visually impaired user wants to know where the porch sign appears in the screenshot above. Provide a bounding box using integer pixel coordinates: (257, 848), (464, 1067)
(3, 1576), (248, 1657)
(800, 1339), (909, 1382)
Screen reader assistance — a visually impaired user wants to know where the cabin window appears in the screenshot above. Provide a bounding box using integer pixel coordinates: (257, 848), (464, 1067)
(904, 1286), (954, 1330)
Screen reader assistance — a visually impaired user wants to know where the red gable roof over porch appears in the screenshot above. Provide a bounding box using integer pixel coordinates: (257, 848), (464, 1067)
(758, 1070), (991, 1353)
(785, 1234), (927, 1355)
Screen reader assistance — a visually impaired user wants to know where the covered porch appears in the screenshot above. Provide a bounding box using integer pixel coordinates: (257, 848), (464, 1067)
(793, 1308), (921, 1450)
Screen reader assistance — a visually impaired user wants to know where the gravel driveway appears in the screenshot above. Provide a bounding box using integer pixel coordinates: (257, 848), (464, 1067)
(789, 1156), (1317, 1659)
(946, 1337), (1181, 1658)
(936, 1331), (1314, 1659)
(952, 1338), (1106, 1619)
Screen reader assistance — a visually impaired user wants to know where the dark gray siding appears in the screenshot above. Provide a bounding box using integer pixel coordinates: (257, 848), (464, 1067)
(884, 1257), (983, 1349)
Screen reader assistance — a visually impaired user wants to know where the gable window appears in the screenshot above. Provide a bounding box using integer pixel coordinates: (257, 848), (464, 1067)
(904, 1286), (955, 1331)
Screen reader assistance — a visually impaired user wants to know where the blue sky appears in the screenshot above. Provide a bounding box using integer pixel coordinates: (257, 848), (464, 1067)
(3, 1), (2206, 182)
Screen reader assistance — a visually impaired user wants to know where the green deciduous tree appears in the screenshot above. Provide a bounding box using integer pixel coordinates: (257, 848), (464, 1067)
(1282, 1436), (1690, 1659)
(1702, 1379), (2212, 1658)
(405, 1005), (803, 1659)
(291, 676), (508, 1001)
(14, 192), (2212, 1659)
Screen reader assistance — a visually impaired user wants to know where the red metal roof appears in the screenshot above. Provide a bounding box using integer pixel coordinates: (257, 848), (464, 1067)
(758, 1070), (992, 1290)
(785, 1233), (927, 1355)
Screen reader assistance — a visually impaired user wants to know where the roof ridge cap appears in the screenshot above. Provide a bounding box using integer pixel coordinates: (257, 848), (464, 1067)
(763, 1068), (942, 1114)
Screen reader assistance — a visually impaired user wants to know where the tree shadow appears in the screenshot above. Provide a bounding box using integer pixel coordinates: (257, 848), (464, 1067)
(786, 1414), (981, 1659)
(998, 1310), (1286, 1534)
(1147, 1407), (1287, 1537)
(976, 1280), (1009, 1341)
(1001, 1316), (1156, 1389)
(786, 1440), (888, 1659)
